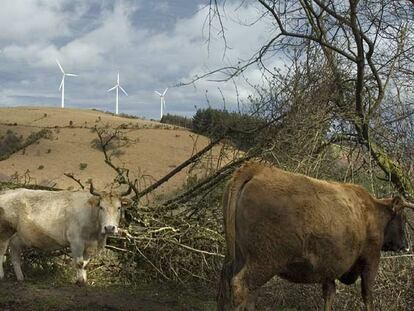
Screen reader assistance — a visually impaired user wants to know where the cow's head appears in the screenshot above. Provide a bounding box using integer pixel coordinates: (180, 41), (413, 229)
(89, 183), (133, 235)
(383, 196), (413, 252)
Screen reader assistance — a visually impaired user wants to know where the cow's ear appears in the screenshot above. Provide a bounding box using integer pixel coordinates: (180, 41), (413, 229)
(88, 196), (100, 208)
(392, 196), (404, 213)
(121, 198), (132, 209)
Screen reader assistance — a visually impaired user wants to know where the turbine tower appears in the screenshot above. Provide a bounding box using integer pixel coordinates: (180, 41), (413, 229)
(108, 72), (128, 115)
(56, 59), (78, 108)
(154, 88), (168, 119)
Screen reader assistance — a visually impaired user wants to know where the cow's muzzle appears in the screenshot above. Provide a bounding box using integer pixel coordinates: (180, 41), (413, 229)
(104, 225), (118, 235)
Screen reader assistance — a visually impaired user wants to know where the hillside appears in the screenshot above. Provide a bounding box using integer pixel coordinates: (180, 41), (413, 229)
(0, 107), (230, 202)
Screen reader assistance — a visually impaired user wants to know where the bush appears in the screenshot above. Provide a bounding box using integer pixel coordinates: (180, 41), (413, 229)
(0, 129), (52, 161)
(90, 137), (118, 151)
(0, 131), (23, 158)
(79, 163), (88, 170)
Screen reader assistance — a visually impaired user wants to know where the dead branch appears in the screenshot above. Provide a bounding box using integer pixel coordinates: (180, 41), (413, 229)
(63, 172), (85, 190)
(0, 181), (60, 191)
(93, 125), (140, 196)
(164, 151), (257, 207)
(135, 135), (225, 199)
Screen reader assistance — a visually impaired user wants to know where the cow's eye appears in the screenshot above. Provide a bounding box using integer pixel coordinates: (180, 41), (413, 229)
(99, 206), (104, 210)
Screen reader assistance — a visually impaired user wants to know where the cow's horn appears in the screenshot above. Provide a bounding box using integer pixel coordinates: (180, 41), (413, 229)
(120, 185), (132, 196)
(89, 182), (101, 197)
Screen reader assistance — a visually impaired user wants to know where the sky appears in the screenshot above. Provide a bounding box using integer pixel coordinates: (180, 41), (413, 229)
(0, 0), (275, 119)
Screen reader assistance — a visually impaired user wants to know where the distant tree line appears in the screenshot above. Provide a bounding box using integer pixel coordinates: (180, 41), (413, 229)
(161, 109), (269, 151)
(160, 114), (192, 129)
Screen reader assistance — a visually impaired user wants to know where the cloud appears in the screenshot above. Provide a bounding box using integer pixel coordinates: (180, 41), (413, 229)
(0, 0), (72, 44)
(0, 0), (276, 118)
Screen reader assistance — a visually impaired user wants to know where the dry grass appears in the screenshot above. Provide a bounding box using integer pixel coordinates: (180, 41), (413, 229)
(0, 107), (230, 198)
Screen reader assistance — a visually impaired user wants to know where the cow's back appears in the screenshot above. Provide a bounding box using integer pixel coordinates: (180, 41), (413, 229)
(0, 189), (93, 249)
(234, 163), (370, 283)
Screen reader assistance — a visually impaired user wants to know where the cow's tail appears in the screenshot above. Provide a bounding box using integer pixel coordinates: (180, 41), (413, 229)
(217, 162), (258, 311)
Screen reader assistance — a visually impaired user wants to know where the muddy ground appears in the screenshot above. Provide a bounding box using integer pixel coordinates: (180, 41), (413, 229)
(0, 253), (412, 310)
(1, 273), (412, 310)
(0, 280), (216, 311)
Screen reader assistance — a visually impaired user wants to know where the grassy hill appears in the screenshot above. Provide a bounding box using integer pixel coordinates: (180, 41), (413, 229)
(0, 107), (227, 201)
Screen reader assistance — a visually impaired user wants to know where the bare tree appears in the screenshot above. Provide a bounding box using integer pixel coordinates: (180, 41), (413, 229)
(205, 0), (414, 196)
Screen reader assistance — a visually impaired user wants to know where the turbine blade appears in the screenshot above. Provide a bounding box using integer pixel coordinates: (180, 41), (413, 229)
(117, 72), (120, 84)
(107, 85), (117, 92)
(66, 73), (78, 77)
(56, 59), (64, 74)
(59, 76), (64, 90)
(119, 86), (128, 96)
(154, 91), (162, 96)
(162, 87), (168, 96)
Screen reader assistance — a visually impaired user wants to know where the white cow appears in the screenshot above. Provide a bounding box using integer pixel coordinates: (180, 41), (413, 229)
(0, 184), (132, 284)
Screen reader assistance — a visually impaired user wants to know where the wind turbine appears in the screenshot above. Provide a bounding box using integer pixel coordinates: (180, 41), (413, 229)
(108, 72), (128, 115)
(56, 59), (78, 108)
(154, 88), (168, 119)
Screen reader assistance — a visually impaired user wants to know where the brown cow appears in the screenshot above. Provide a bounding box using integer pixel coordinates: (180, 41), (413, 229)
(217, 162), (412, 311)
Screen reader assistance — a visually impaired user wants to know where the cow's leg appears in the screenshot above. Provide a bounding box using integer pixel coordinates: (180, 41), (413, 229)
(244, 290), (259, 311)
(217, 258), (235, 311)
(0, 238), (10, 280)
(231, 266), (258, 311)
(9, 235), (24, 281)
(231, 261), (273, 311)
(75, 257), (88, 285)
(80, 247), (94, 284)
(361, 259), (379, 311)
(231, 265), (249, 310)
(322, 280), (336, 311)
(70, 243), (87, 285)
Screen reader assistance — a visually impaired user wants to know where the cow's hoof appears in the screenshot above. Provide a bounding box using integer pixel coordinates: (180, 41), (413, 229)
(75, 280), (87, 287)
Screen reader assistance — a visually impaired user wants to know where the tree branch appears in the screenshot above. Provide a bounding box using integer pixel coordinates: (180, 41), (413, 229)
(63, 173), (85, 190)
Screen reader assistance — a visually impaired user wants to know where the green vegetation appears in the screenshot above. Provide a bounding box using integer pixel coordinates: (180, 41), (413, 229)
(161, 114), (192, 129)
(79, 163), (88, 170)
(191, 108), (266, 150)
(0, 129), (52, 161)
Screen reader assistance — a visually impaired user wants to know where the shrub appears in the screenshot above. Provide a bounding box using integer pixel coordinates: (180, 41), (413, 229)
(111, 149), (125, 158)
(79, 163), (88, 170)
(0, 128), (52, 161)
(90, 137), (118, 151)
(38, 165), (44, 170)
(0, 131), (23, 158)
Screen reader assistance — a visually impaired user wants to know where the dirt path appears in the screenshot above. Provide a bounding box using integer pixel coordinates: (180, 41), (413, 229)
(0, 281), (216, 311)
